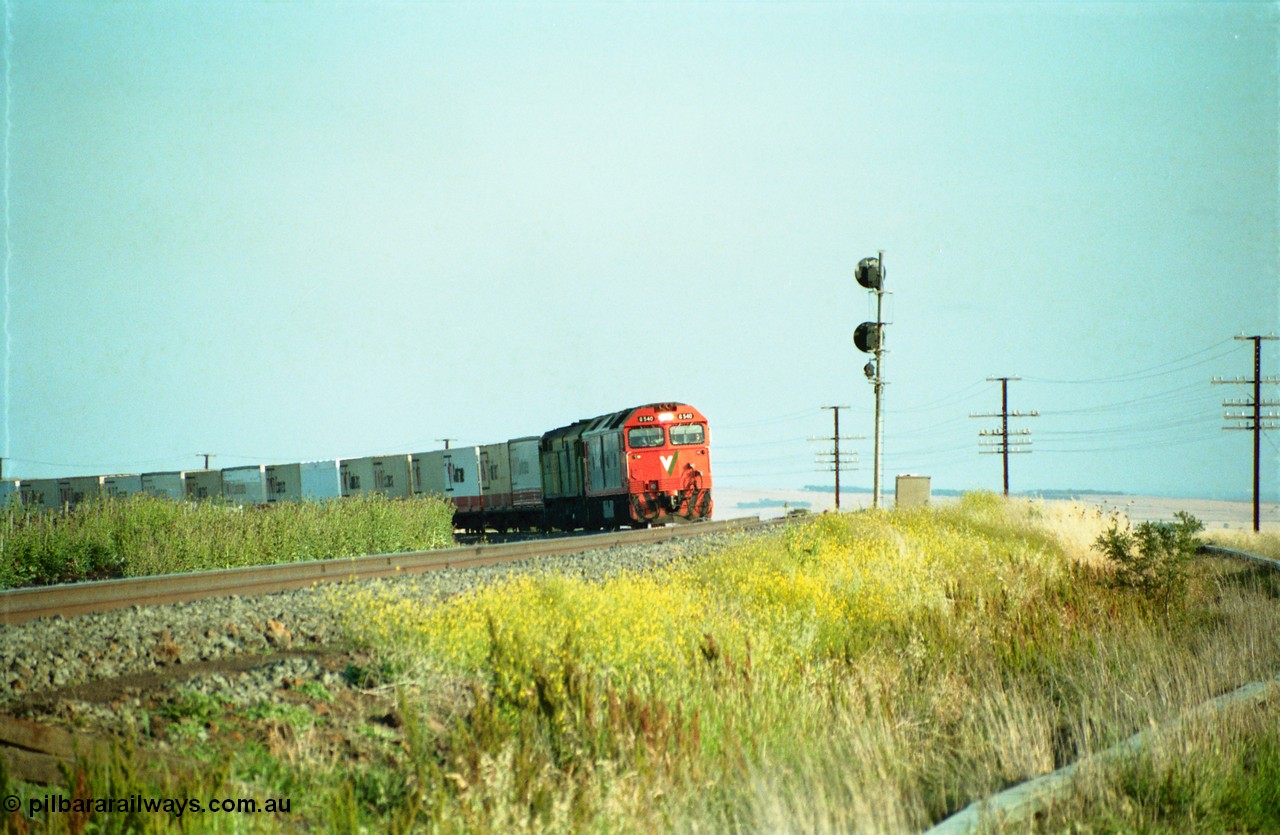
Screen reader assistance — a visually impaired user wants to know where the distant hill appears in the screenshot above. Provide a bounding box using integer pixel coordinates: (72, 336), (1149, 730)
(1022, 489), (1131, 500)
(802, 485), (1131, 500)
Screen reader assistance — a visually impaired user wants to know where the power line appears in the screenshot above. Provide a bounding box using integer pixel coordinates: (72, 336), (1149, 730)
(887, 415), (979, 438)
(886, 379), (989, 415)
(1038, 412), (1220, 440)
(716, 409), (817, 430)
(715, 436), (810, 450)
(1025, 339), (1237, 384)
(715, 468), (818, 478)
(1038, 380), (1211, 416)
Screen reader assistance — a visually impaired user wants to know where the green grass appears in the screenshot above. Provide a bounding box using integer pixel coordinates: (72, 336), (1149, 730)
(317, 494), (1280, 832)
(0, 493), (455, 588)
(6, 494), (1278, 833)
(1030, 693), (1280, 833)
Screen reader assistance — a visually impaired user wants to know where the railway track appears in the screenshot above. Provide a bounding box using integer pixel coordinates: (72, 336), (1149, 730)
(1197, 542), (1280, 569)
(927, 541), (1280, 834)
(0, 517), (778, 626)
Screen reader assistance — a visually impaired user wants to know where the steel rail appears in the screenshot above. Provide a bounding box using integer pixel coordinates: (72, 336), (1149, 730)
(928, 673), (1280, 834)
(0, 517), (779, 626)
(927, 542), (1280, 834)
(1197, 543), (1280, 571)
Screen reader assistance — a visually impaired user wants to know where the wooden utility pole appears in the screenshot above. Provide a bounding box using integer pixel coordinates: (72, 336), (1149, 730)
(970, 376), (1038, 496)
(436, 438), (457, 450)
(197, 453), (215, 469)
(809, 406), (860, 510)
(1214, 335), (1278, 532)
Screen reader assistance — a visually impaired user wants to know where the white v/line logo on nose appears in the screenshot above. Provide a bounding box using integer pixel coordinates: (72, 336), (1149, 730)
(660, 454), (674, 473)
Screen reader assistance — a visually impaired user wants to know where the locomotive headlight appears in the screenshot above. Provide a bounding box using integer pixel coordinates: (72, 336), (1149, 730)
(658, 412), (674, 422)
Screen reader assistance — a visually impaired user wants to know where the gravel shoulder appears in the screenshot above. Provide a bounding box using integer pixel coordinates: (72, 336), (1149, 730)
(1, 531), (754, 772)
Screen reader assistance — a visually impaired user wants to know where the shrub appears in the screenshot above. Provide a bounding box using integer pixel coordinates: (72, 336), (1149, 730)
(1094, 511), (1203, 617)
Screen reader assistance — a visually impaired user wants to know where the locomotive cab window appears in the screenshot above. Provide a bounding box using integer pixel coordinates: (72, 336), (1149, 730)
(670, 424), (705, 446)
(627, 426), (665, 448)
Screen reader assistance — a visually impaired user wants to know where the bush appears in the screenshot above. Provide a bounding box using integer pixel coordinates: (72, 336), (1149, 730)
(1094, 511), (1203, 617)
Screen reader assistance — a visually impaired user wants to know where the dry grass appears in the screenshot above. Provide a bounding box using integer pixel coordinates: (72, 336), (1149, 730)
(14, 494), (1274, 832)
(314, 493), (1280, 832)
(1202, 528), (1280, 561)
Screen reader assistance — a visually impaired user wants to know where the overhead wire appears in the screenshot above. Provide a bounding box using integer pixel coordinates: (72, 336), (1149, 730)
(1023, 339), (1237, 384)
(1038, 380), (1214, 417)
(2, 454), (205, 471)
(1035, 434), (1226, 455)
(1038, 412), (1221, 439)
(715, 436), (810, 450)
(716, 409), (819, 430)
(886, 378), (990, 414)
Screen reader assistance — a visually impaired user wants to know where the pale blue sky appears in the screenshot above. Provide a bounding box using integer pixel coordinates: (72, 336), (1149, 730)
(5, 1), (1278, 500)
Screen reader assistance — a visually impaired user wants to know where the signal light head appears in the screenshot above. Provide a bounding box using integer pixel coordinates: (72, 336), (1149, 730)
(855, 256), (882, 289)
(854, 321), (882, 354)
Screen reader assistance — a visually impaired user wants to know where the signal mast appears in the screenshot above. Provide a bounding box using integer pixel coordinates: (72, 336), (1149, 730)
(853, 251), (886, 509)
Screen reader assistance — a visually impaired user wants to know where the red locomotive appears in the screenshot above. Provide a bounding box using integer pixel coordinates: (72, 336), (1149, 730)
(541, 402), (713, 530)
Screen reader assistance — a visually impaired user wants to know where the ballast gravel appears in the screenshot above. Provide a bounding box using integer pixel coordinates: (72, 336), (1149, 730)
(0, 531), (753, 709)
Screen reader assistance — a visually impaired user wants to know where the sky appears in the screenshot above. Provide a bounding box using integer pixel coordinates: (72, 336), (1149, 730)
(4, 1), (1278, 501)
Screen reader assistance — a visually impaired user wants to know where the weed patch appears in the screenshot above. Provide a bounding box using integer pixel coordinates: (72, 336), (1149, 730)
(313, 495), (1280, 831)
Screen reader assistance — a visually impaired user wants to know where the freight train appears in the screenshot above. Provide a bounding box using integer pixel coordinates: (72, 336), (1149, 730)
(1, 402), (714, 532)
